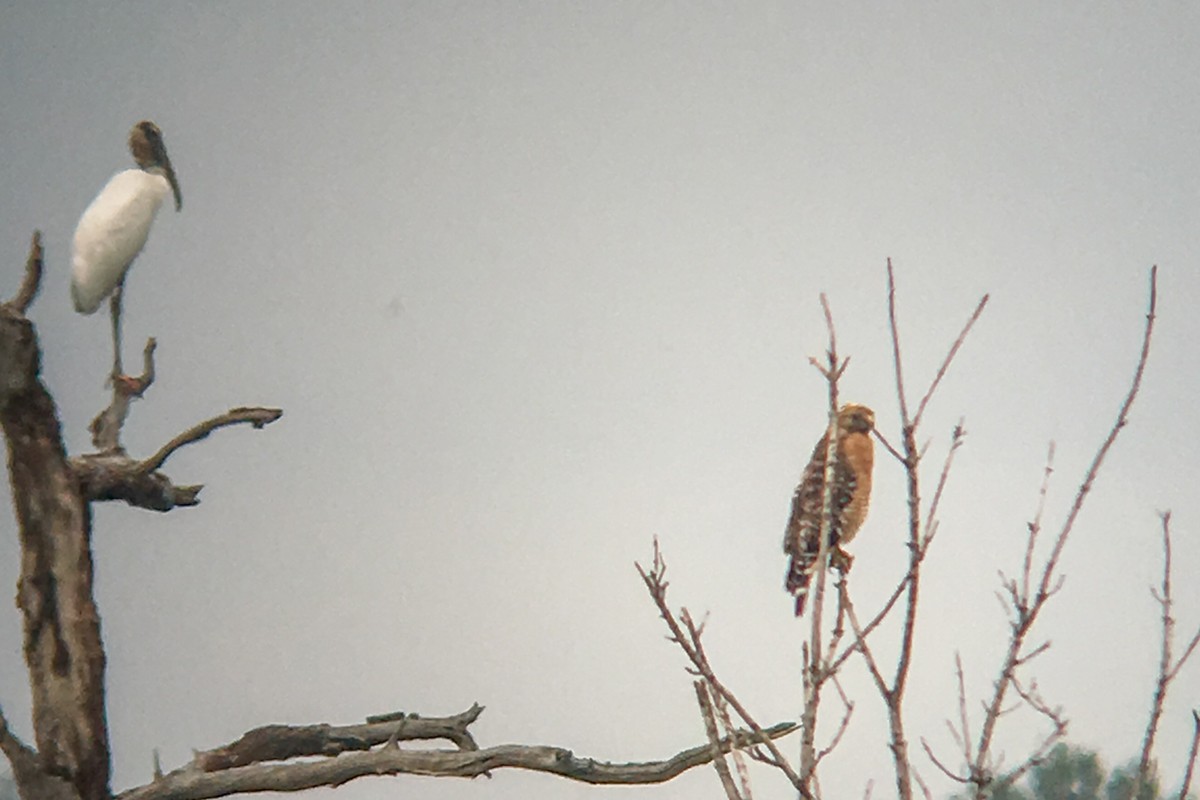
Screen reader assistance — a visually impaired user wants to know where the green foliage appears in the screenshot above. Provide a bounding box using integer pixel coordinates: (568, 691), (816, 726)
(1105, 761), (1159, 800)
(1032, 743), (1105, 799)
(949, 743), (1193, 800)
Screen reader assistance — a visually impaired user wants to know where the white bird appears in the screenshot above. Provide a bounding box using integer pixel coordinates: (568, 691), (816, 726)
(71, 120), (181, 381)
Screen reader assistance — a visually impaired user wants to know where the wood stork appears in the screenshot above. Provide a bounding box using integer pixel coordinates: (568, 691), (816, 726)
(71, 120), (181, 380)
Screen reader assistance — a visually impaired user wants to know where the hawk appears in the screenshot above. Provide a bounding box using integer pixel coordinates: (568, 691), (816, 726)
(783, 403), (875, 616)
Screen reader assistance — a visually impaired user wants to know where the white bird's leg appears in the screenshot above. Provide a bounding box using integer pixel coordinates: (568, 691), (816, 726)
(110, 282), (124, 381)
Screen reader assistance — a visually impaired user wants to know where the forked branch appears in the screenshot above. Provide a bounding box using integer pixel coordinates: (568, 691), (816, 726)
(636, 541), (803, 792)
(1131, 512), (1200, 800)
(958, 266), (1158, 799)
(118, 702), (796, 800)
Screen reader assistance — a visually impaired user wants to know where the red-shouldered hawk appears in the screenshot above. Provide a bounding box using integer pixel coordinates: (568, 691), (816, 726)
(783, 403), (875, 616)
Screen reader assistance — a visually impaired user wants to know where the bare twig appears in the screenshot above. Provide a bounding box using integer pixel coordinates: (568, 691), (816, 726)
(911, 294), (989, 430)
(992, 677), (1067, 789)
(696, 682), (743, 800)
(815, 675), (855, 767)
(954, 654), (973, 766)
(1133, 512), (1200, 800)
(963, 266), (1158, 798)
(138, 406), (284, 475)
(4, 231), (43, 314)
(637, 542), (803, 791)
(1021, 444), (1055, 605)
(1179, 710), (1200, 800)
(920, 737), (967, 784)
(710, 686), (754, 800)
(886, 259), (910, 426)
(873, 427), (906, 465)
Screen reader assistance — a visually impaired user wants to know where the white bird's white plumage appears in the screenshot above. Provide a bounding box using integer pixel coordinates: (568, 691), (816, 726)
(69, 120), (180, 382)
(71, 168), (172, 314)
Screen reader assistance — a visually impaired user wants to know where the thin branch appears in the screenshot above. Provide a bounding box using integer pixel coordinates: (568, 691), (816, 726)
(636, 543), (803, 790)
(1035, 265), (1157, 605)
(911, 294), (989, 430)
(1021, 444), (1055, 606)
(920, 738), (967, 784)
(814, 675), (855, 768)
(710, 684), (754, 800)
(4, 231), (43, 314)
(696, 682), (743, 800)
(1178, 710), (1200, 800)
(137, 406), (284, 475)
(955, 653), (973, 766)
(967, 266), (1157, 799)
(1135, 511), (1200, 800)
(873, 427), (906, 465)
(886, 259), (910, 425)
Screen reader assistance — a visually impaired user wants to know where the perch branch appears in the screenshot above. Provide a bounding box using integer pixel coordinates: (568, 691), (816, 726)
(799, 291), (845, 794)
(119, 706), (796, 800)
(89, 338), (157, 452)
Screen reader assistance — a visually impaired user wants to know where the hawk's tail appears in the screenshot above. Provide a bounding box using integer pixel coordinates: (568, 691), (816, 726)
(785, 553), (817, 616)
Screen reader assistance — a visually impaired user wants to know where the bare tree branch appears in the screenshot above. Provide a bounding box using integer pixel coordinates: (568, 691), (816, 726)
(89, 338), (157, 452)
(1133, 512), (1200, 800)
(710, 685), (754, 800)
(636, 542), (803, 791)
(138, 407), (284, 475)
(1178, 710), (1200, 800)
(696, 682), (743, 800)
(963, 265), (1158, 799)
(70, 407), (282, 511)
(3, 231), (43, 314)
(119, 720), (798, 800)
(877, 262), (983, 800)
(911, 294), (989, 430)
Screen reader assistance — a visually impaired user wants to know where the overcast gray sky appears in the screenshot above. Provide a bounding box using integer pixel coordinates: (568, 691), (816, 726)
(2, 3), (1199, 799)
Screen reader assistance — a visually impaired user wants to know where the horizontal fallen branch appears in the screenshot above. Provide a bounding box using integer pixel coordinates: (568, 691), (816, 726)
(116, 705), (797, 800)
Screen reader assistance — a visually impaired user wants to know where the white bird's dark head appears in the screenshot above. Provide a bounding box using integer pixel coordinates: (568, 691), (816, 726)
(129, 120), (181, 212)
